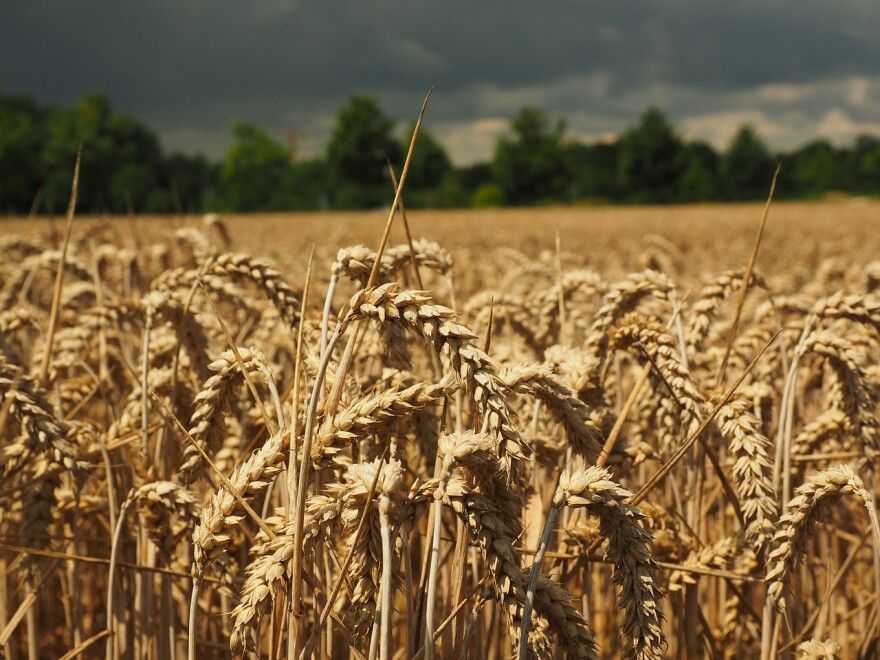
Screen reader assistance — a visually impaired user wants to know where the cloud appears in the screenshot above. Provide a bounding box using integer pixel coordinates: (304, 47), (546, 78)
(433, 74), (880, 160)
(433, 118), (509, 166)
(816, 108), (880, 144)
(2, 1), (878, 162)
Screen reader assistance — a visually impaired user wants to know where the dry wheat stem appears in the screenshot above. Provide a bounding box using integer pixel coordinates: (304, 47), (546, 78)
(422, 474), (599, 659)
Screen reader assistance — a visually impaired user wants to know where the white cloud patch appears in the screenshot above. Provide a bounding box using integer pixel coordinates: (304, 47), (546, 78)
(434, 118), (509, 166)
(816, 108), (880, 143)
(680, 112), (779, 149)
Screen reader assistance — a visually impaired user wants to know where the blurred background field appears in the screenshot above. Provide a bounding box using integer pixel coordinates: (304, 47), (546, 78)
(4, 199), (878, 281)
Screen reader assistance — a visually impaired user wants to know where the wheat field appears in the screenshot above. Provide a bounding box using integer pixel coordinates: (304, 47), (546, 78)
(1, 201), (879, 659)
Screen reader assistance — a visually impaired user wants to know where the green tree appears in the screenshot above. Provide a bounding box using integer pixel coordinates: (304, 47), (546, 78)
(163, 153), (219, 213)
(565, 142), (621, 202)
(219, 122), (293, 211)
(457, 162), (493, 195)
(679, 141), (720, 202)
(40, 92), (165, 213)
(326, 95), (400, 208)
(0, 90), (223, 215)
(0, 94), (46, 213)
(721, 126), (773, 200)
(433, 172), (469, 208)
(471, 183), (504, 208)
(791, 139), (843, 196)
(852, 135), (880, 195)
(284, 158), (330, 210)
(618, 108), (685, 203)
(105, 113), (166, 211)
(492, 107), (570, 205)
(400, 123), (452, 207)
(444, 162), (493, 209)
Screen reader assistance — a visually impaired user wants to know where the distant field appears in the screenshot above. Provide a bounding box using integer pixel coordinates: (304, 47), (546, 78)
(5, 199), (879, 280)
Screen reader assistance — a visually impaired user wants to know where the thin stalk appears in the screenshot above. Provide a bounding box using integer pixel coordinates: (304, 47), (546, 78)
(69, 490), (83, 648)
(403, 532), (416, 659)
(597, 302), (684, 467)
(630, 331), (779, 508)
(0, 558), (9, 660)
(519, 502), (561, 659)
(26, 578), (37, 660)
(290, 318), (348, 648)
(364, 87), (432, 292)
(459, 592), (491, 660)
(322, 90), (434, 422)
(187, 581), (200, 660)
(106, 495), (138, 660)
(773, 321), (812, 503)
(37, 147), (81, 383)
(287, 245), (314, 660)
(387, 162), (424, 291)
(0, 559), (62, 651)
(196, 276), (277, 436)
(320, 273), (337, 356)
(379, 495), (393, 660)
(299, 456), (386, 660)
(424, 495), (444, 660)
(779, 527), (871, 653)
(555, 225), (567, 345)
(59, 631), (112, 660)
(715, 162), (779, 387)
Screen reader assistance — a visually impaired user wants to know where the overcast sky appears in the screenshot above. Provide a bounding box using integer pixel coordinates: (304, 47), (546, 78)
(3, 1), (879, 164)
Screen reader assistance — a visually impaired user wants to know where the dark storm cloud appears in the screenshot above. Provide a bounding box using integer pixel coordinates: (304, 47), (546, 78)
(3, 1), (879, 162)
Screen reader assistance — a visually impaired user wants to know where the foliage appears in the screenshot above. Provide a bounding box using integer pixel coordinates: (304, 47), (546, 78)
(471, 183), (505, 208)
(0, 91), (218, 214)
(722, 126), (774, 201)
(617, 108), (686, 203)
(0, 94), (46, 214)
(164, 153), (220, 214)
(679, 141), (720, 203)
(42, 93), (168, 213)
(851, 136), (880, 194)
(399, 123), (453, 208)
(2, 89), (880, 214)
(325, 95), (401, 208)
(565, 142), (621, 202)
(219, 122), (294, 212)
(790, 140), (843, 196)
(492, 107), (570, 205)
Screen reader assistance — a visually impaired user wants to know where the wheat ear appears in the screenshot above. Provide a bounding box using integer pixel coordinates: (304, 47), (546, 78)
(555, 467), (666, 660)
(188, 431), (287, 658)
(765, 464), (880, 613)
(345, 283), (528, 473)
(500, 363), (603, 462)
(229, 495), (339, 654)
(425, 476), (599, 659)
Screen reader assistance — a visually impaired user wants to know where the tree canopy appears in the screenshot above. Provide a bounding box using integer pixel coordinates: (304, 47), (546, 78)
(618, 108), (686, 203)
(325, 95), (401, 208)
(492, 107), (570, 205)
(722, 126), (774, 200)
(220, 122), (293, 211)
(2, 90), (879, 215)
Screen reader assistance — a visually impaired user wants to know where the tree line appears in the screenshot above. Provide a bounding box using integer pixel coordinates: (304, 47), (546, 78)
(2, 90), (879, 214)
